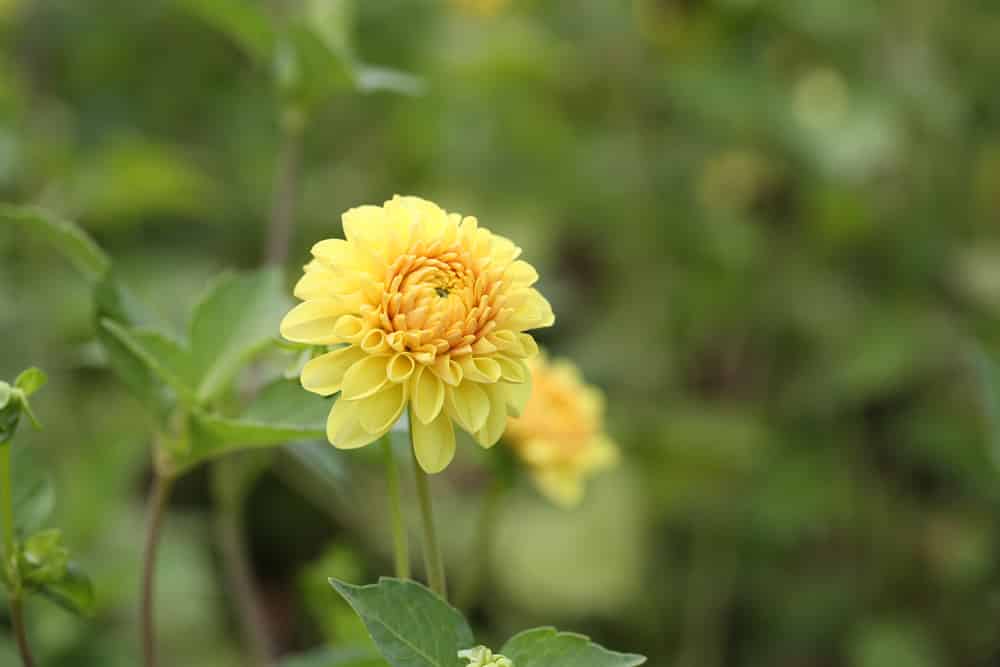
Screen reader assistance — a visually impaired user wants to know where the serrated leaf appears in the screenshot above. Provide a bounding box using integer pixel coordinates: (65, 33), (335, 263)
(99, 319), (196, 404)
(189, 268), (290, 402)
(178, 379), (330, 472)
(35, 562), (96, 617)
(279, 646), (387, 667)
(500, 628), (646, 667)
(14, 368), (47, 397)
(175, 0), (275, 62)
(331, 578), (474, 667)
(0, 204), (110, 282)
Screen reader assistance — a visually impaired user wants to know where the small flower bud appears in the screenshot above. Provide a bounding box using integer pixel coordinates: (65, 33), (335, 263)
(459, 645), (514, 667)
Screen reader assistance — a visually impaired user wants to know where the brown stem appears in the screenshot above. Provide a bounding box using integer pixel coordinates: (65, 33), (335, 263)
(10, 597), (34, 667)
(140, 472), (175, 667)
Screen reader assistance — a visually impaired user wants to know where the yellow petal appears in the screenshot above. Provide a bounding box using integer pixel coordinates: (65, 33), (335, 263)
(447, 381), (489, 433)
(411, 365), (445, 424)
(475, 383), (508, 448)
(387, 353), (416, 383)
(516, 333), (539, 358)
(506, 289), (555, 331)
(431, 356), (463, 386)
(342, 205), (388, 244)
(341, 355), (390, 400)
(503, 376), (532, 418)
(280, 300), (350, 344)
(411, 410), (456, 474)
(494, 355), (527, 383)
(505, 260), (538, 287)
(357, 383), (407, 434)
(311, 238), (353, 267)
(459, 356), (501, 383)
(326, 399), (379, 449)
(301, 346), (365, 396)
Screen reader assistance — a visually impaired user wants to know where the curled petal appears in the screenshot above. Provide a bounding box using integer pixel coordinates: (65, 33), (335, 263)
(432, 356), (463, 386)
(459, 357), (501, 383)
(447, 381), (490, 433)
(358, 383), (407, 434)
(341, 356), (390, 400)
(326, 399), (379, 450)
(411, 411), (456, 473)
(411, 365), (445, 424)
(494, 355), (527, 383)
(301, 346), (365, 396)
(475, 383), (508, 448)
(280, 300), (350, 344)
(505, 260), (539, 287)
(387, 353), (416, 383)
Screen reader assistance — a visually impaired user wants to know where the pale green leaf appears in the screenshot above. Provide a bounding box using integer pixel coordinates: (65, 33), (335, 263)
(175, 0), (275, 62)
(330, 577), (474, 667)
(99, 319), (196, 404)
(36, 562), (96, 617)
(14, 368), (47, 397)
(0, 204), (110, 282)
(279, 646), (387, 667)
(189, 268), (290, 402)
(500, 628), (646, 667)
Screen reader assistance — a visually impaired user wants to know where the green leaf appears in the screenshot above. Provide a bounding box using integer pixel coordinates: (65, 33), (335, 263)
(11, 446), (54, 534)
(179, 379), (329, 472)
(279, 646), (387, 667)
(189, 268), (290, 402)
(20, 529), (69, 586)
(175, 0), (275, 62)
(0, 382), (9, 410)
(274, 22), (355, 110)
(354, 65), (424, 96)
(500, 628), (646, 667)
(330, 577), (474, 667)
(99, 319), (196, 404)
(14, 368), (47, 397)
(0, 204), (110, 282)
(35, 562), (96, 617)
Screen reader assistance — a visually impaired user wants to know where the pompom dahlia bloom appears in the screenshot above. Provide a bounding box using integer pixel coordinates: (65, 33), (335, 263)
(505, 353), (618, 507)
(280, 196), (554, 473)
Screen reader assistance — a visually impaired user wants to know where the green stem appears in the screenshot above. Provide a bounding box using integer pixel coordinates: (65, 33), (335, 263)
(1, 443), (34, 667)
(456, 477), (506, 610)
(409, 418), (446, 599)
(213, 459), (274, 666)
(381, 437), (410, 579)
(266, 111), (304, 266)
(140, 471), (175, 667)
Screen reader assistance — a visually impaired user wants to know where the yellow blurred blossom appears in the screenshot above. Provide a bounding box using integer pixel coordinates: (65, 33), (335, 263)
(505, 353), (618, 507)
(281, 196), (554, 473)
(459, 646), (513, 667)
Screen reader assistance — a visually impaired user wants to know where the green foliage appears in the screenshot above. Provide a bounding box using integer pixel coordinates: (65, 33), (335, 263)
(500, 628), (646, 667)
(0, 205), (110, 282)
(278, 646), (387, 667)
(332, 578), (646, 667)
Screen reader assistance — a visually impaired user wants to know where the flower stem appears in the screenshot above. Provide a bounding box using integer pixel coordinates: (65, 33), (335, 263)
(456, 477), (506, 610)
(409, 421), (447, 599)
(381, 436), (410, 579)
(1, 443), (34, 667)
(9, 597), (33, 667)
(266, 111), (305, 266)
(140, 471), (175, 667)
(212, 458), (274, 666)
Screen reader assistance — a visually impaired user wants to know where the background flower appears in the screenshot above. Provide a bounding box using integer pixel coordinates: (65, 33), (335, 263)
(281, 196), (553, 473)
(505, 352), (618, 507)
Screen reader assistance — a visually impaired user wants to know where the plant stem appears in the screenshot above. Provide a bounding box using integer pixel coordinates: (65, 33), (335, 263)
(9, 597), (34, 667)
(266, 111), (305, 266)
(1, 443), (34, 667)
(213, 458), (274, 666)
(381, 437), (410, 579)
(140, 471), (175, 667)
(456, 477), (506, 610)
(409, 418), (446, 599)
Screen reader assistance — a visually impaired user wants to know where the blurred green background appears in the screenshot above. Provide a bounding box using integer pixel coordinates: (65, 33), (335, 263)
(4, 0), (1000, 665)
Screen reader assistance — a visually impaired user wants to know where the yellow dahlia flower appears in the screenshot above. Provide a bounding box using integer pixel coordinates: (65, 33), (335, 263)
(280, 196), (554, 474)
(505, 353), (618, 507)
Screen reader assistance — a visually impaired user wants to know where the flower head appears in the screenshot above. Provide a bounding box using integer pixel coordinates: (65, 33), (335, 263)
(459, 645), (513, 667)
(505, 353), (618, 507)
(281, 196), (554, 473)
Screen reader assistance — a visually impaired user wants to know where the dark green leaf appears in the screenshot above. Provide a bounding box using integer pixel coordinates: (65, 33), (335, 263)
(175, 0), (275, 62)
(36, 562), (96, 617)
(500, 628), (646, 667)
(0, 204), (110, 282)
(13, 368), (47, 397)
(330, 577), (474, 667)
(189, 268), (290, 402)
